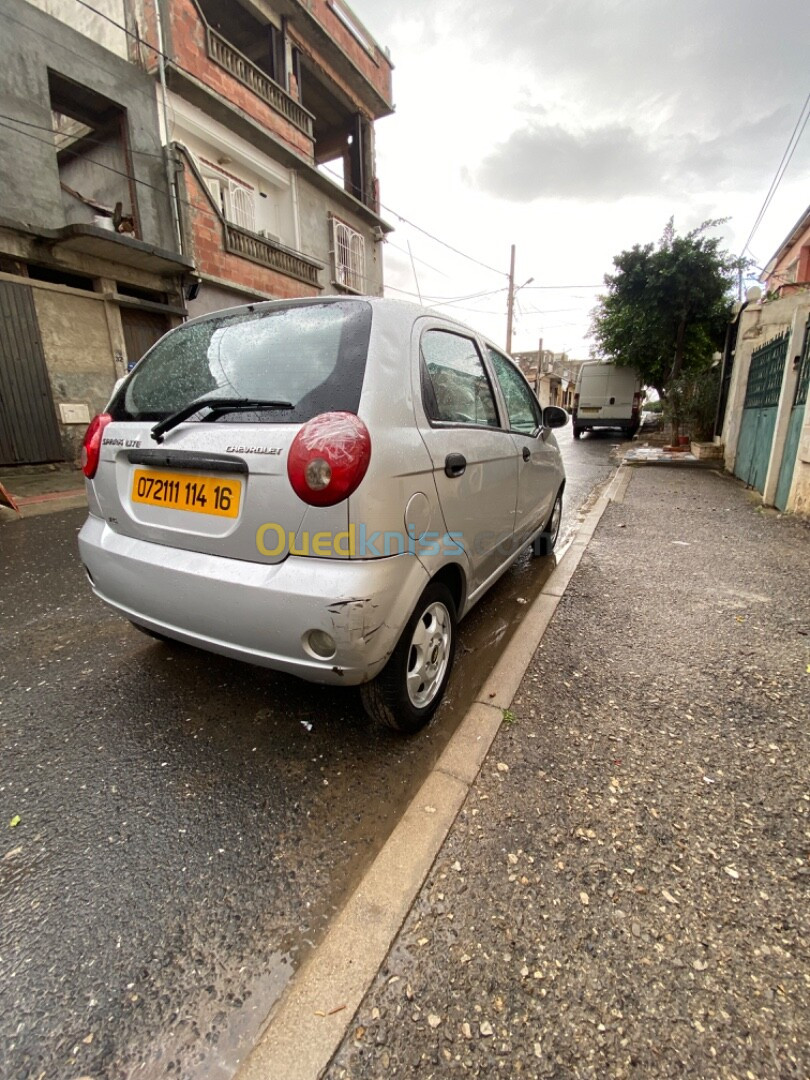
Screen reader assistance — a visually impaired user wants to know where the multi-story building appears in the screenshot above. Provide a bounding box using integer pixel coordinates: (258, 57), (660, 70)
(760, 204), (810, 299)
(0, 0), (394, 466)
(0, 0), (194, 465)
(513, 349), (584, 409)
(156, 0), (394, 317)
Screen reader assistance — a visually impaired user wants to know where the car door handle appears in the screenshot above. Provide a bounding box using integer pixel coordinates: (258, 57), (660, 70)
(522, 446), (531, 461)
(444, 453), (467, 478)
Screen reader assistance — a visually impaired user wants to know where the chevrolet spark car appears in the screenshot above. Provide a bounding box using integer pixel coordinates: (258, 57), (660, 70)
(78, 297), (567, 733)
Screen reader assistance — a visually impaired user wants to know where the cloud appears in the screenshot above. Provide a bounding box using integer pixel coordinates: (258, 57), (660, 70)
(364, 0), (808, 139)
(471, 106), (807, 202)
(472, 124), (659, 201)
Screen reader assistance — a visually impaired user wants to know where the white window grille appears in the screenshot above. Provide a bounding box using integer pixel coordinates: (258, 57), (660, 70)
(331, 217), (365, 293)
(203, 173), (256, 233)
(229, 183), (255, 232)
(204, 175), (223, 210)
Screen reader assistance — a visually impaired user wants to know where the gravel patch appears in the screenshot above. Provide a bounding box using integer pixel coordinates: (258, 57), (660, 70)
(326, 469), (809, 1079)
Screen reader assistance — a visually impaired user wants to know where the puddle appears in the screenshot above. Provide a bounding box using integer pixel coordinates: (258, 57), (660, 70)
(122, 955), (295, 1080)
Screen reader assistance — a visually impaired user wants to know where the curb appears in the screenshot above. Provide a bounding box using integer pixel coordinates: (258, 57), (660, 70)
(235, 466), (629, 1080)
(0, 489), (87, 521)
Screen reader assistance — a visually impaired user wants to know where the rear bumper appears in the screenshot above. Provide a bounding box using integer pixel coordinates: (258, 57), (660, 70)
(78, 514), (430, 685)
(574, 416), (636, 428)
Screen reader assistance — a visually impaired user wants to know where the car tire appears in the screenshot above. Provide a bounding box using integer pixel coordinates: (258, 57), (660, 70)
(572, 426), (582, 440)
(533, 489), (563, 557)
(360, 581), (457, 735)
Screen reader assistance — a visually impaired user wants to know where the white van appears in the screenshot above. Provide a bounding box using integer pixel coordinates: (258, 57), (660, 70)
(572, 361), (642, 440)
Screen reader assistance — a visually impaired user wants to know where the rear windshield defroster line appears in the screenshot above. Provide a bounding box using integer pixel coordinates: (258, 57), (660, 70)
(109, 300), (373, 427)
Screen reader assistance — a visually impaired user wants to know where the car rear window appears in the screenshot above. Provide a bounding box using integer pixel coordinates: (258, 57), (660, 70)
(110, 300), (372, 423)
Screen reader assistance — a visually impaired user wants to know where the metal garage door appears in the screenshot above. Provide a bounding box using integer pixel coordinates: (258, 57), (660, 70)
(734, 331), (789, 494)
(120, 307), (170, 372)
(0, 280), (63, 465)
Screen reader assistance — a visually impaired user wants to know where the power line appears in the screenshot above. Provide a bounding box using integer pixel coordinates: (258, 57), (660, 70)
(430, 288), (509, 305)
(523, 283), (602, 290)
(384, 240), (450, 277)
(1, 108), (511, 305)
(0, 118), (217, 222)
(0, 119), (171, 197)
(317, 163), (508, 279)
(0, 112), (168, 162)
(741, 87), (810, 256)
(379, 203), (508, 279)
(383, 283), (507, 306)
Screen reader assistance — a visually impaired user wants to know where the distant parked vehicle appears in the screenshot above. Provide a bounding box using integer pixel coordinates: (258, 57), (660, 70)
(572, 361), (642, 440)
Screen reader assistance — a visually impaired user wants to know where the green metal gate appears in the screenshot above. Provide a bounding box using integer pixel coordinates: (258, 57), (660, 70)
(775, 316), (810, 511)
(734, 331), (789, 494)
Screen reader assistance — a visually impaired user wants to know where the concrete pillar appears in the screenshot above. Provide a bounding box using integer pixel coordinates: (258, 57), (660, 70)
(97, 277), (128, 381)
(786, 376), (810, 516)
(722, 304), (762, 473)
(763, 301), (810, 507)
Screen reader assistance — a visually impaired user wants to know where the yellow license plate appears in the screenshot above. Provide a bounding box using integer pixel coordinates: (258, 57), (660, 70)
(580, 407), (600, 414)
(131, 469), (242, 518)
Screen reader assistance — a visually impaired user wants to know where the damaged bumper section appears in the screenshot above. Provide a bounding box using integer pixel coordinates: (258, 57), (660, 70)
(78, 515), (430, 685)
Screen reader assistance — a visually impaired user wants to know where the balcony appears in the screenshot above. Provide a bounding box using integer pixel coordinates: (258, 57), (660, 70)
(224, 223), (322, 287)
(205, 26), (315, 140)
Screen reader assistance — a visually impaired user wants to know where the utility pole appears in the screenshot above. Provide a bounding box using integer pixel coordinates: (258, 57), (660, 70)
(506, 247), (533, 355)
(534, 336), (543, 395)
(505, 244), (516, 353)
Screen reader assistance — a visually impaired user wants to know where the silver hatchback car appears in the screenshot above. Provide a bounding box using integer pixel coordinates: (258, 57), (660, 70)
(79, 298), (567, 732)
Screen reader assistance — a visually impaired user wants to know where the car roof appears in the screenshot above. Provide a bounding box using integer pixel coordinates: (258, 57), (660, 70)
(178, 294), (485, 340)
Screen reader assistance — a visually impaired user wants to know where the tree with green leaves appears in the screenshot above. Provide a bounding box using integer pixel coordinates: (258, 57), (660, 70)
(591, 219), (739, 401)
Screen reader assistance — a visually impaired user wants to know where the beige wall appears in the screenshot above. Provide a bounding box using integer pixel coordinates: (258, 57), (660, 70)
(788, 416), (810, 517)
(29, 282), (121, 461)
(23, 0), (134, 60)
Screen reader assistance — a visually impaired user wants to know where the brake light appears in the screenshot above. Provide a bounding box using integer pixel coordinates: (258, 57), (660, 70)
(287, 412), (371, 507)
(632, 392), (641, 416)
(573, 392), (580, 418)
(81, 413), (112, 479)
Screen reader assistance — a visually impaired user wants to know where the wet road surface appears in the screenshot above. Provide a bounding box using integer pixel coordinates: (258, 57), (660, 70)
(0, 424), (619, 1079)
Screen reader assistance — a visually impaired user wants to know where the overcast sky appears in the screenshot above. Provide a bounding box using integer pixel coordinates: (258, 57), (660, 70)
(346, 0), (810, 357)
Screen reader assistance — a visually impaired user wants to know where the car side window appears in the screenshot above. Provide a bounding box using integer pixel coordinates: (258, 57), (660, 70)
(421, 330), (500, 427)
(486, 347), (542, 435)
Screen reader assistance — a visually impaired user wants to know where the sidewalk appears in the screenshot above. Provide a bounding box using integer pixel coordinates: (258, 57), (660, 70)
(0, 463), (86, 519)
(322, 468), (809, 1078)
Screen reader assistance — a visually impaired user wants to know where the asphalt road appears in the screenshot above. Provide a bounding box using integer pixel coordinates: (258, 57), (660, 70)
(0, 424), (619, 1079)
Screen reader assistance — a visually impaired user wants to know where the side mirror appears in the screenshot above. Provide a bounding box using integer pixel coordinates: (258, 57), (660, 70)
(543, 405), (568, 429)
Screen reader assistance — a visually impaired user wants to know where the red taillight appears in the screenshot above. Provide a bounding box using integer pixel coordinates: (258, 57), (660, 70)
(573, 392), (580, 418)
(287, 412), (371, 507)
(81, 413), (112, 479)
(632, 392), (641, 415)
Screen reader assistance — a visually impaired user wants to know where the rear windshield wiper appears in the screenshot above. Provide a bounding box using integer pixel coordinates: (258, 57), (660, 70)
(151, 397), (294, 443)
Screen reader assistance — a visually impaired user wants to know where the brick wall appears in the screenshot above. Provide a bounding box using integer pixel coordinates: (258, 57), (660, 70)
(307, 0), (392, 105)
(150, 0), (315, 161)
(184, 168), (319, 300)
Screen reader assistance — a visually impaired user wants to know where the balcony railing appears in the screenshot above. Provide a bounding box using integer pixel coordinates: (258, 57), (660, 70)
(206, 27), (315, 140)
(224, 224), (322, 287)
